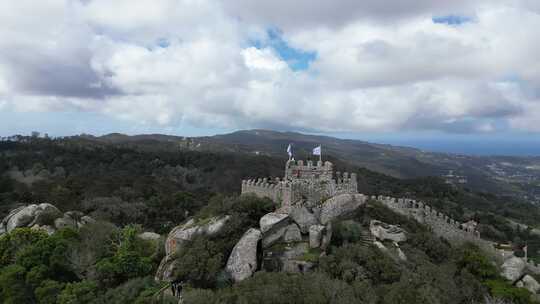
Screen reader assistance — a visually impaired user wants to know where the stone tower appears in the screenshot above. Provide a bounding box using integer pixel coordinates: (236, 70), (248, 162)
(241, 159), (358, 210)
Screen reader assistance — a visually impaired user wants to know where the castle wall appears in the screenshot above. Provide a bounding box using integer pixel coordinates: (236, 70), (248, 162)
(372, 195), (493, 252)
(333, 171), (358, 195)
(241, 178), (282, 204)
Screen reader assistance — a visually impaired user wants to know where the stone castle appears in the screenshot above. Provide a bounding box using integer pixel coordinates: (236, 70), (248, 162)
(242, 159), (483, 245)
(241, 160), (358, 209)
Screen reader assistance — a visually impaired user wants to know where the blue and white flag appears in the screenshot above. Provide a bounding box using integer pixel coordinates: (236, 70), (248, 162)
(287, 144), (293, 159)
(313, 145), (321, 156)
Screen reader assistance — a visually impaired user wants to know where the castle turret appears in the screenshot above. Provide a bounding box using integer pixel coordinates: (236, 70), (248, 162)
(284, 160), (333, 181)
(242, 159), (357, 208)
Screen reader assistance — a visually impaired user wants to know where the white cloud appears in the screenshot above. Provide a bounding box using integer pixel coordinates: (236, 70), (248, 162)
(242, 47), (288, 71)
(0, 0), (540, 134)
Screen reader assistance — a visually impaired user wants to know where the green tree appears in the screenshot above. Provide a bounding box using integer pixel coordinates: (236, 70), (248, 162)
(95, 225), (154, 286)
(58, 280), (98, 304)
(35, 280), (65, 304)
(0, 264), (33, 304)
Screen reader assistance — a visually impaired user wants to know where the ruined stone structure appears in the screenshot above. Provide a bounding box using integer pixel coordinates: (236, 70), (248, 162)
(241, 160), (358, 209)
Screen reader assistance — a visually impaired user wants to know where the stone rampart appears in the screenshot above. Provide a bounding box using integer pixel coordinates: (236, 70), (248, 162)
(334, 171), (358, 195)
(241, 178), (282, 203)
(371, 195), (492, 250)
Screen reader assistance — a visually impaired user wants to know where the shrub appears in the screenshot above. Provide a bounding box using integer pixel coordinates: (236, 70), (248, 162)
(319, 243), (401, 284)
(484, 280), (532, 304)
(331, 220), (366, 246)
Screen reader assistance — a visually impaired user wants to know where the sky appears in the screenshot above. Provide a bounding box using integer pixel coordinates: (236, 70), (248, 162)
(1, 1), (540, 154)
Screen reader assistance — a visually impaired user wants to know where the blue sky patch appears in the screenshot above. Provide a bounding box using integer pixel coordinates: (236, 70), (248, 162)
(252, 29), (316, 71)
(156, 38), (171, 48)
(432, 15), (473, 25)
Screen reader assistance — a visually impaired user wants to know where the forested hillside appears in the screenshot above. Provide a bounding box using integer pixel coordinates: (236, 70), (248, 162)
(1, 136), (538, 240)
(1, 136), (540, 303)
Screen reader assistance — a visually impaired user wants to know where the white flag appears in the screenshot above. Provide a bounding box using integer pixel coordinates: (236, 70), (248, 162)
(287, 144), (293, 158)
(313, 145), (321, 156)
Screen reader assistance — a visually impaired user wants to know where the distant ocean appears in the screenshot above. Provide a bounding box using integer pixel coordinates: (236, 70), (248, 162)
(324, 132), (540, 157)
(379, 139), (540, 157)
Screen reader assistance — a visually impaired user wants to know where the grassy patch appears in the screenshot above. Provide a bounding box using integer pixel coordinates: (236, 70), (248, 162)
(300, 248), (322, 263)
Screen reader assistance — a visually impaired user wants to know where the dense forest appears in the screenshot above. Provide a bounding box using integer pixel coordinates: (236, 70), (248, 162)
(1, 137), (540, 303)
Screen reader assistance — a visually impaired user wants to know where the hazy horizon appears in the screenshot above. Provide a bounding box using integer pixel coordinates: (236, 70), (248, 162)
(4, 126), (539, 157)
(2, 1), (540, 157)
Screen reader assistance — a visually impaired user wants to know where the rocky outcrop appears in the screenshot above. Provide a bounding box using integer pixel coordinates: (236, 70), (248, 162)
(4, 205), (39, 232)
(516, 275), (540, 294)
(373, 241), (388, 252)
(260, 213), (289, 233)
(260, 213), (291, 248)
(283, 224), (302, 243)
(369, 220), (407, 243)
(289, 207), (318, 234)
(225, 228), (262, 282)
(309, 225), (325, 248)
(373, 240), (407, 262)
(138, 232), (161, 241)
(155, 216), (230, 282)
(164, 216), (230, 256)
(501, 257), (527, 282)
(54, 215), (77, 230)
(320, 194), (367, 224)
(0, 203), (93, 236)
(396, 245), (407, 261)
(31, 224), (56, 235)
(321, 223), (332, 250)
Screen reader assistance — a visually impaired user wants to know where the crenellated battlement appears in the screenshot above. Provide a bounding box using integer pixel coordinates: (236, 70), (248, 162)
(242, 159), (358, 208)
(371, 195), (487, 247)
(241, 177), (284, 203)
(285, 160), (333, 181)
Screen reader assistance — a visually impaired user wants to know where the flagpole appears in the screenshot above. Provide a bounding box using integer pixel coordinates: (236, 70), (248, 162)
(319, 144), (322, 163)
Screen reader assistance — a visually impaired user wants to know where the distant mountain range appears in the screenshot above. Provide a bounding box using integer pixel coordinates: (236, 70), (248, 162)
(79, 129), (540, 202)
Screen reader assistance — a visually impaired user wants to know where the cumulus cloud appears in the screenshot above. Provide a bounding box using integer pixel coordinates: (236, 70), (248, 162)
(0, 0), (539, 134)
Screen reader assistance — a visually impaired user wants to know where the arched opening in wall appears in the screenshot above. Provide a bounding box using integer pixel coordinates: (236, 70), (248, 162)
(298, 264), (304, 272)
